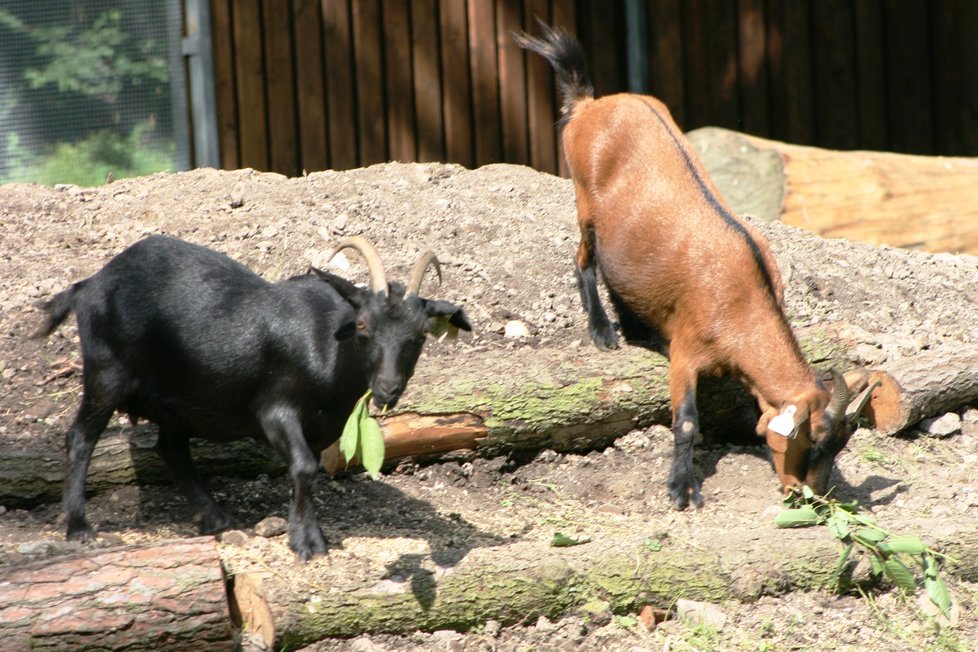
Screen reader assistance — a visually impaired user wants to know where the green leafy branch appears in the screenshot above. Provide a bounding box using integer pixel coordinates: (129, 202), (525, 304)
(775, 486), (954, 619)
(338, 390), (385, 479)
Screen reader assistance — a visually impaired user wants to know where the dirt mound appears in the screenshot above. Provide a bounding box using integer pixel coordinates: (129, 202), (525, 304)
(1, 163), (976, 650)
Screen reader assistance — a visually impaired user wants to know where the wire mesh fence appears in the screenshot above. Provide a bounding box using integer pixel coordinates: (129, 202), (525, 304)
(0, 0), (188, 186)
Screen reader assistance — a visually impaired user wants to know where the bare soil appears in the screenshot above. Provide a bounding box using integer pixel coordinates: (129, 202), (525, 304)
(1, 162), (976, 651)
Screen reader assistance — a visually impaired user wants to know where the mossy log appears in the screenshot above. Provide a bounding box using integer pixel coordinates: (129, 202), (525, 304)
(689, 127), (978, 255)
(326, 329), (846, 472)
(0, 537), (232, 651)
(229, 528), (978, 649)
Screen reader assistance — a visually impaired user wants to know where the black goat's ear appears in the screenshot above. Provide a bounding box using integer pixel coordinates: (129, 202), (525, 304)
(424, 300), (472, 337)
(334, 320), (356, 340)
(310, 267), (369, 308)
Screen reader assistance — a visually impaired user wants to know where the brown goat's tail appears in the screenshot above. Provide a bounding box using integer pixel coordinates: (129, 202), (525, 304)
(513, 21), (593, 120)
(32, 280), (84, 338)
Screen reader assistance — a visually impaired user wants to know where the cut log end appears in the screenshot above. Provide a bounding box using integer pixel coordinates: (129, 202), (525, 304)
(864, 370), (904, 434)
(229, 572), (275, 650)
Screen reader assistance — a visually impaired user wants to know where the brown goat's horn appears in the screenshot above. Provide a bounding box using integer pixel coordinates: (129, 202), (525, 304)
(406, 250), (442, 296)
(326, 236), (388, 296)
(825, 368), (850, 422)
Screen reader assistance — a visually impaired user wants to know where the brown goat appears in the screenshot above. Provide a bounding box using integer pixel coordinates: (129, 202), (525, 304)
(516, 23), (869, 508)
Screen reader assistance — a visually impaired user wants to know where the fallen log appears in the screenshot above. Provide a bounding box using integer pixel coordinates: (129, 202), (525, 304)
(325, 330), (845, 472)
(689, 127), (978, 255)
(0, 433), (286, 508)
(867, 343), (978, 435)
(228, 528), (978, 649)
(0, 537), (232, 651)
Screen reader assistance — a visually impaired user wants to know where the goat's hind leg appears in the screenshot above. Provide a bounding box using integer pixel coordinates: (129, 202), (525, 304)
(666, 371), (704, 510)
(576, 226), (618, 350)
(63, 396), (115, 541)
(261, 406), (327, 560)
(155, 427), (233, 534)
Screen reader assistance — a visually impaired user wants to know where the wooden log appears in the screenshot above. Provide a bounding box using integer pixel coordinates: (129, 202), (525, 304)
(228, 528), (978, 648)
(688, 126), (978, 255)
(0, 537), (232, 651)
(0, 433), (285, 508)
(323, 329), (846, 473)
(867, 343), (978, 435)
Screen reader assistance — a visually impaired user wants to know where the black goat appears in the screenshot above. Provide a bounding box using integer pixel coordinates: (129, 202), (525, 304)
(34, 235), (470, 560)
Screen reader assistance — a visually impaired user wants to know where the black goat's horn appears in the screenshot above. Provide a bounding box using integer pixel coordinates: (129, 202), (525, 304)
(407, 250), (441, 296)
(825, 368), (850, 422)
(326, 236), (389, 296)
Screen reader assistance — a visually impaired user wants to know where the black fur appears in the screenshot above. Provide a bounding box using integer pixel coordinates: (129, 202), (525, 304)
(35, 235), (470, 560)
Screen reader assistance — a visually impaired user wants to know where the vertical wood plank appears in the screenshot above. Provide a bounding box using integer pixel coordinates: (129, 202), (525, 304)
(263, 0), (299, 176)
(524, 0), (556, 173)
(736, 0), (769, 137)
(441, 0), (474, 167)
(853, 0), (887, 150)
(468, 0), (502, 166)
(648, 0), (686, 127)
(883, 0), (932, 154)
(811, 0), (858, 149)
(322, 0), (357, 170)
(551, 0), (577, 177)
(580, 0), (623, 97)
(932, 0), (978, 155)
(384, 0), (416, 162)
(293, 0), (328, 173)
(412, 0), (445, 162)
(233, 0), (269, 169)
(209, 0), (240, 169)
(706, 0), (739, 130)
(781, 0), (814, 144)
(496, 0), (529, 166)
(682, 0), (711, 129)
(352, 0), (387, 165)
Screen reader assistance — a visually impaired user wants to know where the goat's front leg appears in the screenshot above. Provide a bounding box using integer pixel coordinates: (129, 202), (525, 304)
(666, 371), (704, 510)
(261, 406), (327, 560)
(576, 226), (618, 350)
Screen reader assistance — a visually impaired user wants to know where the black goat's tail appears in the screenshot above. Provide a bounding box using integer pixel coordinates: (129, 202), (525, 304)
(513, 20), (593, 120)
(32, 280), (85, 338)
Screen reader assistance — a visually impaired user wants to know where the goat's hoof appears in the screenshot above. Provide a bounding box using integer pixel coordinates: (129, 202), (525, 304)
(290, 527), (328, 561)
(66, 524), (96, 543)
(668, 481), (703, 511)
(199, 509), (234, 535)
(593, 332), (619, 351)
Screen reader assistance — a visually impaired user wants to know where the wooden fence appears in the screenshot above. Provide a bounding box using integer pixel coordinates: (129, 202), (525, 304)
(206, 0), (978, 177)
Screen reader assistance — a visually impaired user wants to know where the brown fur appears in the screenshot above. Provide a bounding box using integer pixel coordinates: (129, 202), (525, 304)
(517, 24), (861, 504)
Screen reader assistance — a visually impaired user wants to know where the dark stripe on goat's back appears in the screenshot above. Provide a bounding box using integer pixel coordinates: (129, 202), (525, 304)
(637, 99), (780, 302)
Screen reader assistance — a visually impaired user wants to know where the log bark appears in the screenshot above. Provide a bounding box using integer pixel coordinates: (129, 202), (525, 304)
(866, 343), (978, 435)
(689, 127), (978, 255)
(0, 537), (232, 651)
(228, 529), (978, 649)
(0, 433), (285, 508)
(325, 330), (846, 472)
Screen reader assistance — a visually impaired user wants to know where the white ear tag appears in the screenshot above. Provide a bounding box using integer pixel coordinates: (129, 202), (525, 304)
(769, 405), (798, 438)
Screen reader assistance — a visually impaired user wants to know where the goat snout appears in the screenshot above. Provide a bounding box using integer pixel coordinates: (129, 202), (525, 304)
(371, 378), (404, 409)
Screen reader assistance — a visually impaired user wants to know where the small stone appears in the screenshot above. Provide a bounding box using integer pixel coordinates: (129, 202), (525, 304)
(229, 183), (245, 208)
(482, 619), (501, 637)
(920, 412), (962, 438)
(254, 516), (288, 538)
(503, 320), (530, 339)
(17, 540), (56, 556)
(220, 529), (249, 546)
(675, 598), (727, 631)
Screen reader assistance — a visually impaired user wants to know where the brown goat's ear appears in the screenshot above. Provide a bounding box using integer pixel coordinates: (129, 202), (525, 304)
(767, 403), (810, 439)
